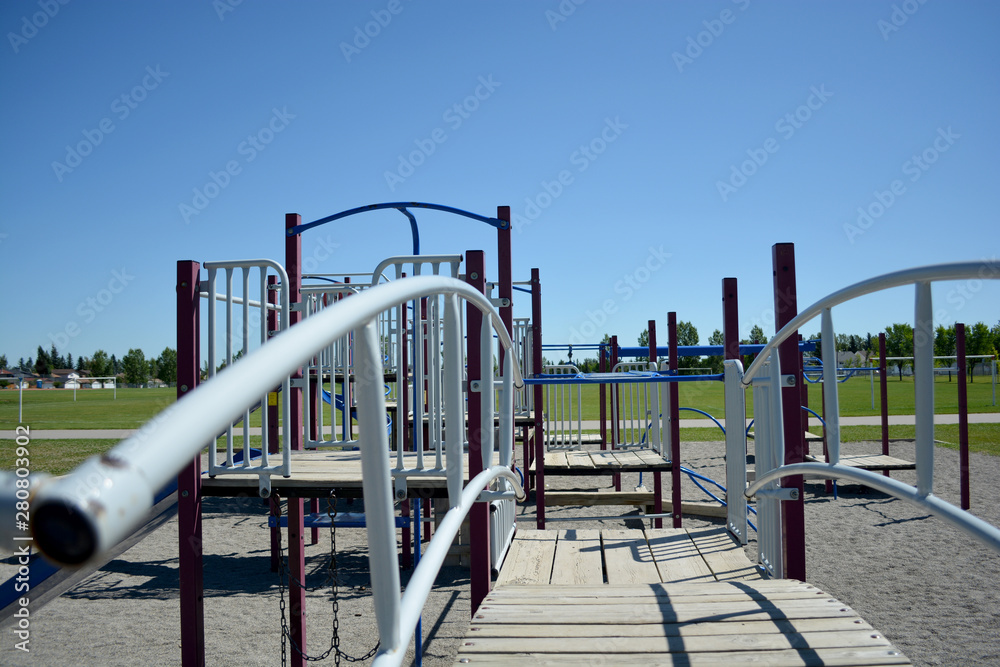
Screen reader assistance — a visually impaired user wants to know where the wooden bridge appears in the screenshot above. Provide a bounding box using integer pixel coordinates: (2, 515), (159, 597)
(456, 527), (912, 665)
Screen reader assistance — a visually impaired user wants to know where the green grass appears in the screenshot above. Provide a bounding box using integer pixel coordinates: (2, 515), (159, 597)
(0, 439), (122, 476)
(807, 423), (1000, 457)
(0, 387), (177, 429)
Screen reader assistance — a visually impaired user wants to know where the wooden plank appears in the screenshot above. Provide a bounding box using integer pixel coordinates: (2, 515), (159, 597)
(543, 451), (568, 468)
(489, 580), (820, 598)
(459, 629), (897, 654)
(454, 648), (910, 666)
(601, 529), (661, 585)
(611, 450), (645, 467)
(564, 450), (595, 468)
(588, 451), (622, 469)
(549, 529), (603, 585)
(472, 598), (860, 624)
(495, 531), (556, 586)
(805, 454), (914, 470)
(687, 527), (761, 581)
(545, 490), (653, 507)
(645, 528), (716, 584)
(633, 449), (670, 467)
(465, 616), (876, 638)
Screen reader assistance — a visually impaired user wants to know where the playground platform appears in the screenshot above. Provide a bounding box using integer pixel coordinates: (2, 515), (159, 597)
(530, 448), (672, 475)
(463, 527), (911, 665)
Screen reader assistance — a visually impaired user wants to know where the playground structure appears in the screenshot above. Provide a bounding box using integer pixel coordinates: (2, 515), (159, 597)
(5, 202), (1000, 665)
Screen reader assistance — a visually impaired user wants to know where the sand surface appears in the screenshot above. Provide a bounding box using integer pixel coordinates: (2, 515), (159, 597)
(2, 438), (998, 666)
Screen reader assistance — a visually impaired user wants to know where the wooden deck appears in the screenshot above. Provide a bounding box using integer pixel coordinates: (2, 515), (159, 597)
(464, 528), (912, 665)
(201, 449), (501, 497)
(805, 453), (916, 471)
(530, 448), (671, 475)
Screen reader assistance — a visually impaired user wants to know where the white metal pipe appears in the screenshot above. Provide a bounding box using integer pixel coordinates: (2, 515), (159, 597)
(443, 294), (464, 508)
(743, 260), (1000, 385)
(499, 354), (514, 470)
(820, 308), (840, 466)
(259, 269), (270, 468)
(745, 462), (1000, 554)
(723, 360), (747, 544)
(207, 267), (218, 473)
(356, 319), (402, 652)
(241, 267), (250, 465)
(480, 311), (494, 472)
(914, 281), (934, 497)
(27, 276), (520, 567)
(373, 465), (524, 667)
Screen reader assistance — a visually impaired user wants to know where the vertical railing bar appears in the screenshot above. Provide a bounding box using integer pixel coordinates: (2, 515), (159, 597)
(914, 281), (934, 497)
(432, 295), (443, 470)
(499, 354), (514, 470)
(259, 268), (269, 468)
(225, 267), (234, 468)
(443, 294), (464, 506)
(207, 267), (218, 474)
(413, 296), (425, 470)
(303, 297), (313, 448)
(820, 308), (840, 466)
(481, 311), (494, 472)
(242, 267), (251, 466)
(280, 277), (291, 477)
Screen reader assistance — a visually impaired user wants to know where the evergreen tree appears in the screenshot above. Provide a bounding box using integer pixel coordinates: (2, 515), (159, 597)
(0, 354), (7, 369)
(34, 346), (50, 375)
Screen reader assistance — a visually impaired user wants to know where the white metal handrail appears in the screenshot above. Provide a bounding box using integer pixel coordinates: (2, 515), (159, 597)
(612, 361), (659, 451)
(25, 276), (523, 570)
(543, 364), (583, 450)
(742, 260), (1000, 571)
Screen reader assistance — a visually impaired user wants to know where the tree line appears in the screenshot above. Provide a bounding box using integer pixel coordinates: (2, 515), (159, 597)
(0, 345), (178, 386)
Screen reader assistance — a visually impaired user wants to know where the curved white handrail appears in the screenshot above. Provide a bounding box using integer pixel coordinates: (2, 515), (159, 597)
(742, 261), (1000, 385)
(746, 463), (1000, 554)
(26, 276), (523, 568)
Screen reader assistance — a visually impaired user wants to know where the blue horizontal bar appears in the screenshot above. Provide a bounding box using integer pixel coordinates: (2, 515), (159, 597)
(290, 201), (506, 236)
(524, 372), (724, 385)
(616, 340), (818, 358)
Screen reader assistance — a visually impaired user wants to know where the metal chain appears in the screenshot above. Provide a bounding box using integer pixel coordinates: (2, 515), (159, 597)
(275, 493), (380, 664)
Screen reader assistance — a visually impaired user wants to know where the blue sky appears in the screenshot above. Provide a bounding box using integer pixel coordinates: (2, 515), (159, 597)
(2, 0), (998, 367)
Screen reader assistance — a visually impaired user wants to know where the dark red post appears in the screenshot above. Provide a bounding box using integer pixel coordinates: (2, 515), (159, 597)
(957, 323), (970, 509)
(647, 320), (663, 528)
(531, 269), (545, 529)
(465, 250), (491, 614)
(668, 313), (682, 528)
(496, 206), (513, 350)
(879, 333), (890, 477)
(284, 214), (306, 666)
(177, 260), (205, 667)
(772, 243), (805, 581)
(722, 278), (739, 362)
(611, 335), (621, 492)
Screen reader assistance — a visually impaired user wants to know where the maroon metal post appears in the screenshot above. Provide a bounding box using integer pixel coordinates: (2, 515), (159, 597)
(176, 260), (205, 667)
(611, 335), (622, 492)
(879, 333), (890, 478)
(648, 320), (663, 529)
(668, 313), (682, 528)
(465, 250), (491, 614)
(957, 323), (970, 510)
(722, 278), (739, 362)
(284, 214), (307, 666)
(496, 206), (513, 354)
(267, 275), (281, 572)
(531, 268), (545, 529)
(772, 243), (805, 581)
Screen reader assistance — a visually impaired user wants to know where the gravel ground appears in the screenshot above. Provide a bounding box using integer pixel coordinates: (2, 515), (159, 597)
(1, 438), (998, 666)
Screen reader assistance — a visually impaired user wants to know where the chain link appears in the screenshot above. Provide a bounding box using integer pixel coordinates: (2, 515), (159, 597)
(276, 493), (380, 664)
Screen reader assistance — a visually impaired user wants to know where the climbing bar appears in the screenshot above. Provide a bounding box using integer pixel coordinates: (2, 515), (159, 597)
(288, 201), (507, 237)
(523, 372), (724, 385)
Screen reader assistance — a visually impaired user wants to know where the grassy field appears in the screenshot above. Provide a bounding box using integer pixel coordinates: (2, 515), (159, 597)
(548, 374), (999, 423)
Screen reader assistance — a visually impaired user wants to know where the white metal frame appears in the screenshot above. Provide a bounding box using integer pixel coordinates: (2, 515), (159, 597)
(23, 276), (524, 667)
(203, 259), (291, 497)
(543, 364), (584, 451)
(742, 261), (1000, 575)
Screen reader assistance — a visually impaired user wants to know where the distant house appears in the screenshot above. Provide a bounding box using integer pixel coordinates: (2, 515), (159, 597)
(0, 369), (34, 388)
(51, 368), (90, 389)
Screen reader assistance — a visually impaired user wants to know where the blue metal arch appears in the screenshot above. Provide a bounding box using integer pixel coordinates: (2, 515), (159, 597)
(287, 202), (507, 255)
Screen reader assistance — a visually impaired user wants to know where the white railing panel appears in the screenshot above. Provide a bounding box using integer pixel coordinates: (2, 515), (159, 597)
(723, 359), (748, 544)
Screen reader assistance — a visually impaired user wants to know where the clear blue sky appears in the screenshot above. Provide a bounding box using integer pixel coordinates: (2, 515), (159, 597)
(2, 0), (998, 367)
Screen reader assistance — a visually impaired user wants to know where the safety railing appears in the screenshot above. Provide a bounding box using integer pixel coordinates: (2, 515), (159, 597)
(511, 317), (534, 416)
(742, 261), (1000, 575)
(723, 359), (749, 545)
(22, 275), (524, 667)
(203, 259), (291, 496)
(543, 364), (584, 450)
(612, 361), (660, 451)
